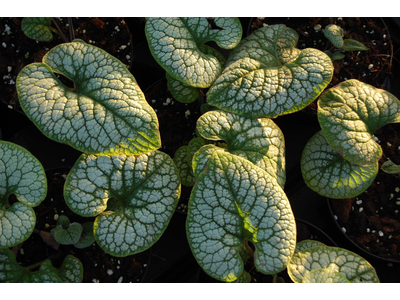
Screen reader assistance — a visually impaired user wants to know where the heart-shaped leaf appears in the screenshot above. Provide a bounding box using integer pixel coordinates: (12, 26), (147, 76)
(64, 150), (180, 256)
(301, 131), (378, 198)
(16, 40), (161, 155)
(207, 24), (333, 119)
(186, 149), (296, 282)
(21, 17), (54, 42)
(196, 110), (286, 187)
(0, 248), (82, 283)
(51, 222), (83, 245)
(324, 24), (344, 48)
(287, 245), (380, 283)
(318, 79), (400, 166)
(381, 159), (400, 174)
(0, 141), (47, 248)
(145, 17), (242, 88)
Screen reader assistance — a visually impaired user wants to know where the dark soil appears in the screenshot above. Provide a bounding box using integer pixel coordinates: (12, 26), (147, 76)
(330, 122), (400, 262)
(250, 17), (393, 113)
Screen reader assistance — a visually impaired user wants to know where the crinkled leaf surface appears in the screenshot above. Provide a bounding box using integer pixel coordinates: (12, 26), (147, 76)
(318, 79), (400, 166)
(186, 149), (296, 282)
(145, 17), (242, 88)
(294, 239), (327, 254)
(16, 40), (161, 155)
(287, 245), (379, 283)
(196, 110), (286, 187)
(21, 17), (53, 42)
(207, 24), (333, 119)
(0, 248), (62, 283)
(324, 24), (344, 48)
(302, 268), (350, 283)
(64, 150), (180, 256)
(39, 254), (83, 283)
(301, 131), (378, 198)
(0, 141), (47, 248)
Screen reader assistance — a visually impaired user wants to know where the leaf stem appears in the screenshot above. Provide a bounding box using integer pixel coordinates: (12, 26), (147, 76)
(244, 240), (254, 258)
(51, 18), (68, 43)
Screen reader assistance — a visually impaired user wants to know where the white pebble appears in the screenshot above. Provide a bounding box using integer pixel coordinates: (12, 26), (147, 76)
(117, 276), (123, 283)
(378, 231), (384, 237)
(342, 227), (346, 233)
(54, 214), (59, 220)
(359, 207), (363, 212)
(107, 269), (113, 275)
(368, 64), (373, 70)
(356, 199), (362, 205)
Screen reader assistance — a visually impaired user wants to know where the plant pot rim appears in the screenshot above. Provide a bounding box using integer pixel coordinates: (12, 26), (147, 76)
(326, 198), (400, 265)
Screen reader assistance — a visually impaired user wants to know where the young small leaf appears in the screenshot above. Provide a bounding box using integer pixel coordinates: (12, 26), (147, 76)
(301, 131), (378, 199)
(16, 40), (161, 155)
(324, 24), (344, 48)
(0, 141), (47, 249)
(74, 222), (95, 249)
(64, 151), (180, 256)
(341, 39), (369, 51)
(318, 79), (400, 166)
(381, 159), (400, 174)
(207, 24), (333, 119)
(287, 246), (380, 283)
(21, 17), (54, 42)
(51, 222), (83, 245)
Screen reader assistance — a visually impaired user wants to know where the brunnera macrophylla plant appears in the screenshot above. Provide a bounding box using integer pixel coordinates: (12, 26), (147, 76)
(145, 17), (242, 103)
(287, 240), (379, 283)
(15, 39), (181, 257)
(0, 140), (47, 249)
(186, 110), (295, 282)
(301, 79), (400, 199)
(0, 248), (83, 283)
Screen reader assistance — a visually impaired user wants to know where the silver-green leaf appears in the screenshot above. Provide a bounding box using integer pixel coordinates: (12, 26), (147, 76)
(301, 131), (378, 199)
(287, 245), (380, 283)
(187, 149), (296, 282)
(196, 110), (286, 187)
(16, 40), (161, 155)
(64, 150), (180, 256)
(207, 24), (333, 119)
(318, 79), (400, 166)
(145, 17), (242, 88)
(0, 141), (47, 248)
